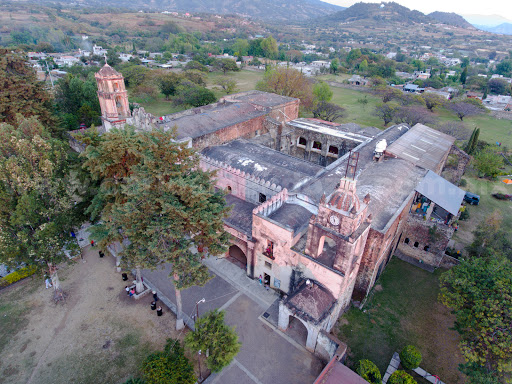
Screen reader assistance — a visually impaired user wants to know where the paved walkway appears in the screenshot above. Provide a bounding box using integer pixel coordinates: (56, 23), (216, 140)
(142, 256), (324, 384)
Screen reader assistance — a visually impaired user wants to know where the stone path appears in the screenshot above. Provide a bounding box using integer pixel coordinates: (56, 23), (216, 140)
(142, 256), (324, 384)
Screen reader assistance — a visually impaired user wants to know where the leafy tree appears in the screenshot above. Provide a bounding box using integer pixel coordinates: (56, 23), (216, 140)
(466, 210), (511, 259)
(155, 72), (182, 99)
(0, 116), (79, 299)
(106, 49), (122, 67)
(312, 102), (345, 122)
(174, 85), (217, 107)
(120, 65), (150, 88)
(488, 78), (511, 95)
(459, 362), (500, 384)
(260, 35), (278, 59)
(232, 38), (249, 57)
(184, 60), (208, 73)
(435, 122), (471, 141)
(495, 60), (512, 77)
(215, 58), (239, 75)
(358, 59), (369, 74)
(399, 345), (422, 370)
(473, 148), (503, 179)
(185, 309), (240, 373)
(0, 49), (55, 129)
(375, 102), (398, 126)
(388, 370), (417, 384)
(330, 58), (339, 74)
(439, 255), (512, 375)
(448, 101), (485, 121)
(141, 339), (196, 384)
(421, 93), (445, 112)
(84, 128), (230, 329)
(183, 70), (207, 87)
(216, 78), (238, 94)
(464, 127), (479, 155)
(372, 86), (401, 103)
(256, 67), (314, 110)
(460, 67), (468, 84)
(355, 359), (382, 384)
(313, 81), (333, 103)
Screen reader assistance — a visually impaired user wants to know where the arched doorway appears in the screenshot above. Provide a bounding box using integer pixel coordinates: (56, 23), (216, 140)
(287, 316), (308, 347)
(228, 245), (247, 269)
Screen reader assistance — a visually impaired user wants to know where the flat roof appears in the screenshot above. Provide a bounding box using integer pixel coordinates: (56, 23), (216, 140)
(415, 170), (465, 216)
(220, 90), (298, 108)
(268, 203), (313, 234)
(161, 102), (268, 140)
(202, 140), (323, 191)
(385, 123), (455, 171)
(224, 194), (256, 236)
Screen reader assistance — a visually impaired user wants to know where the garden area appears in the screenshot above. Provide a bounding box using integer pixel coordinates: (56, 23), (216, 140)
(337, 258), (466, 384)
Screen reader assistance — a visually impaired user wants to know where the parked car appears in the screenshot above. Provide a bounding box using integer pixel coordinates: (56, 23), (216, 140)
(464, 192), (480, 205)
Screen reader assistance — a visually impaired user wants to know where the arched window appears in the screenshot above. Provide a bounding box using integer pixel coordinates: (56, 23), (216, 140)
(328, 145), (338, 155)
(313, 141), (322, 150)
(404, 238), (410, 244)
(227, 186), (232, 194)
(298, 137), (307, 146)
(414, 241), (419, 248)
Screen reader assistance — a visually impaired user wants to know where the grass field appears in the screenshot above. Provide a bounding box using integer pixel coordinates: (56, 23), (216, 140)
(337, 258), (465, 384)
(452, 174), (512, 247)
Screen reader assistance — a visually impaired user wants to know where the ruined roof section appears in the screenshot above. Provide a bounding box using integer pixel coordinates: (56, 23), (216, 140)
(295, 118), (381, 137)
(268, 203), (313, 235)
(223, 194), (256, 237)
(202, 140), (323, 191)
(221, 90), (298, 108)
(286, 280), (336, 323)
(160, 102), (268, 140)
(96, 64), (122, 78)
(385, 123), (455, 171)
(297, 124), (424, 231)
(415, 170), (465, 216)
(287, 118), (375, 143)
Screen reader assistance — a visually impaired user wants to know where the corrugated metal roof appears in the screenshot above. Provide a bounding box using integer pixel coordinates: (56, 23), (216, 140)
(415, 170), (465, 216)
(385, 123), (455, 171)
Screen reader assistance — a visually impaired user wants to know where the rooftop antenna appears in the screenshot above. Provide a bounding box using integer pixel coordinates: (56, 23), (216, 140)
(344, 150), (359, 180)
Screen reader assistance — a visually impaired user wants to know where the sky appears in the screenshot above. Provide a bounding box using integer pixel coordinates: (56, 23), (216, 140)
(321, 0), (512, 22)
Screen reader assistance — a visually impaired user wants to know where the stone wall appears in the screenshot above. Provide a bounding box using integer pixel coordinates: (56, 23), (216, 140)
(315, 330), (347, 363)
(130, 107), (159, 132)
(491, 110), (512, 121)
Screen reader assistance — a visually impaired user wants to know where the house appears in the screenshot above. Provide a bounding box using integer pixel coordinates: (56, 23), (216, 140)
(348, 75), (369, 86)
(93, 44), (107, 56)
(403, 84), (424, 93)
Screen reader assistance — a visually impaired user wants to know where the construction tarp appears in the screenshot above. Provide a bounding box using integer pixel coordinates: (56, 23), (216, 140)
(415, 170), (466, 216)
(503, 179), (512, 184)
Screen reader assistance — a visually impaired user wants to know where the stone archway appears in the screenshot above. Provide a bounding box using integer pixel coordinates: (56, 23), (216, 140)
(287, 315), (308, 346)
(228, 244), (247, 269)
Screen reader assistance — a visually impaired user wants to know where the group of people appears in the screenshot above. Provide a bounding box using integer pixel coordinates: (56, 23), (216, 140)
(124, 284), (163, 316)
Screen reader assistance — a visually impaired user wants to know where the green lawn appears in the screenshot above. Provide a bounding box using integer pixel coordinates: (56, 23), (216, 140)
(453, 175), (512, 247)
(131, 93), (185, 117)
(207, 69), (264, 93)
(337, 258), (465, 384)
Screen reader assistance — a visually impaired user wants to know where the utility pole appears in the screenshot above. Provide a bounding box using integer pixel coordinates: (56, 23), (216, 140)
(195, 298), (205, 382)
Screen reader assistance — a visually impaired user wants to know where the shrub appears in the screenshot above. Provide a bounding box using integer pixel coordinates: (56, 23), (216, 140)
(388, 370), (417, 384)
(0, 266), (37, 287)
(459, 178), (467, 187)
(459, 207), (470, 221)
(399, 345), (422, 370)
(141, 339), (195, 384)
(356, 359), (382, 384)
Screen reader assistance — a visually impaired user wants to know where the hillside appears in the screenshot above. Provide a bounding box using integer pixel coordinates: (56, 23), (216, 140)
(428, 12), (475, 29)
(476, 23), (512, 35)
(324, 2), (431, 24)
(10, 0), (343, 21)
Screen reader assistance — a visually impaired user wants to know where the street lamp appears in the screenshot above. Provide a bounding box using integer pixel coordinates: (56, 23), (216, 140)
(195, 298), (205, 382)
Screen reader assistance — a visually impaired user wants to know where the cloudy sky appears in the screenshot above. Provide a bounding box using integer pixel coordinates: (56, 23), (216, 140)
(322, 0), (512, 21)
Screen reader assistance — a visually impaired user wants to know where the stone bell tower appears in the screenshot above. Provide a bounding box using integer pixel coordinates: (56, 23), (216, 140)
(95, 64), (131, 130)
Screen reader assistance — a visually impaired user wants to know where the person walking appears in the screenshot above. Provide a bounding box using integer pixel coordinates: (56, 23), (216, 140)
(156, 306), (163, 316)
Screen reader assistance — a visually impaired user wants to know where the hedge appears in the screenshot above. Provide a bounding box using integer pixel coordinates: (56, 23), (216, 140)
(388, 370), (417, 384)
(356, 359), (382, 384)
(0, 266), (37, 288)
(399, 345), (422, 370)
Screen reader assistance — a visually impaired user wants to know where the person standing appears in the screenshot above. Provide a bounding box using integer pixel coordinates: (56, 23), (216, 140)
(45, 275), (52, 289)
(156, 306), (163, 316)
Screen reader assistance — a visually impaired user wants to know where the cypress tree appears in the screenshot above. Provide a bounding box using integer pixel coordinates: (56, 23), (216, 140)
(465, 127), (477, 154)
(470, 128), (480, 155)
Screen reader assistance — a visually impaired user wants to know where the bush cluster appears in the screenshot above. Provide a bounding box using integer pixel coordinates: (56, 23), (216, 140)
(399, 345), (422, 370)
(356, 359), (382, 384)
(0, 266), (37, 288)
(388, 370), (417, 384)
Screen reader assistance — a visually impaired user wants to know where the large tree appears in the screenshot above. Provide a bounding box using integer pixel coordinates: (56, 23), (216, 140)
(256, 67), (314, 110)
(439, 255), (512, 376)
(0, 116), (78, 299)
(448, 101), (485, 121)
(83, 127), (231, 330)
(312, 102), (345, 122)
(185, 309), (240, 373)
(0, 49), (55, 129)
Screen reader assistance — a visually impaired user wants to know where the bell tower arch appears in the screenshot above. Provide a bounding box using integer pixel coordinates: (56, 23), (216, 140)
(95, 64), (130, 130)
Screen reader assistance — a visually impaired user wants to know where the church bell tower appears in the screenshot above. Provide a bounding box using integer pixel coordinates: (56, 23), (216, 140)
(95, 64), (130, 130)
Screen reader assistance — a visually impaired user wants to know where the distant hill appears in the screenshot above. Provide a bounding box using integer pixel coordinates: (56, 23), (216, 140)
(428, 12), (475, 29)
(324, 2), (431, 24)
(475, 23), (512, 35)
(463, 14), (512, 27)
(21, 0), (344, 21)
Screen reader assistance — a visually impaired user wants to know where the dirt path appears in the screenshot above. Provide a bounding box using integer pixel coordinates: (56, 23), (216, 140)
(0, 246), (184, 384)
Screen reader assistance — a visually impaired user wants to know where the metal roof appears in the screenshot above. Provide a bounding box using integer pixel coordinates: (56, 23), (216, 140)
(385, 123), (455, 171)
(415, 170), (465, 216)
